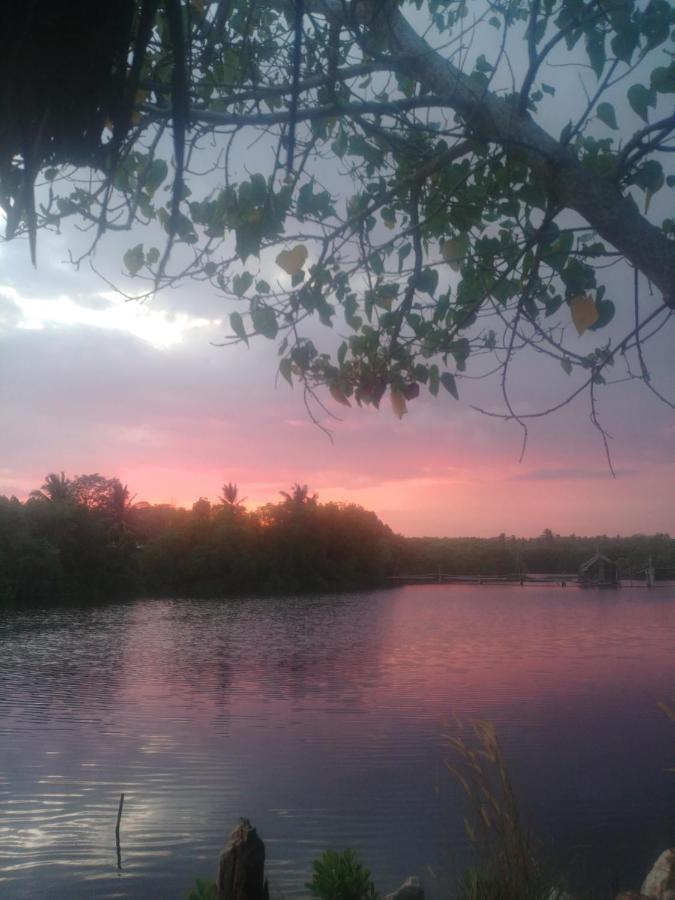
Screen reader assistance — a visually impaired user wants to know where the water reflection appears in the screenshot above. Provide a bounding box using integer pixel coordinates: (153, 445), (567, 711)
(1, 587), (674, 898)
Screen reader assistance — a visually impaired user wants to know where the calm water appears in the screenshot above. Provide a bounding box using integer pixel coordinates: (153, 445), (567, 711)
(1, 586), (674, 899)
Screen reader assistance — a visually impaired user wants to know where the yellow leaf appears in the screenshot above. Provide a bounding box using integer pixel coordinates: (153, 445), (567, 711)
(131, 90), (148, 125)
(390, 387), (407, 419)
(329, 384), (351, 408)
(441, 238), (464, 272)
(570, 293), (599, 335)
(276, 245), (308, 275)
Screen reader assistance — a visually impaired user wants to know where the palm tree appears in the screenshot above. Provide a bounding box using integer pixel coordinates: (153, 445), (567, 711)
(219, 482), (246, 508)
(106, 480), (137, 532)
(280, 483), (318, 506)
(30, 471), (73, 503)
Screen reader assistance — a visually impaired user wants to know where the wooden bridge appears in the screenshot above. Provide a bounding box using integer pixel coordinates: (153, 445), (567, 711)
(388, 572), (575, 586)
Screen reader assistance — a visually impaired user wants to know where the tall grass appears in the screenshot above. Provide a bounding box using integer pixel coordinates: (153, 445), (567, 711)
(444, 721), (559, 900)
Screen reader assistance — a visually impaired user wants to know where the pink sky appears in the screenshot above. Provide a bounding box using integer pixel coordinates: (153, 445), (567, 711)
(1, 227), (674, 538)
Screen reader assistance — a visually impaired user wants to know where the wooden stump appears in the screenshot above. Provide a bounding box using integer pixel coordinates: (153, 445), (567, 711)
(217, 819), (269, 900)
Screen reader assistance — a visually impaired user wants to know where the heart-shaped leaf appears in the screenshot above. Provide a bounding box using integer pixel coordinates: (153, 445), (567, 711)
(390, 387), (407, 419)
(570, 293), (599, 335)
(276, 245), (308, 275)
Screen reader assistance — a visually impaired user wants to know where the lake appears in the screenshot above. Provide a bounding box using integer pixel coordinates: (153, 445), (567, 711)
(1, 585), (674, 898)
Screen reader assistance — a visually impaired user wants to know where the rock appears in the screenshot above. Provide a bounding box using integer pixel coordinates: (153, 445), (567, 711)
(217, 819), (269, 900)
(382, 875), (425, 900)
(615, 893), (651, 900)
(641, 850), (675, 899)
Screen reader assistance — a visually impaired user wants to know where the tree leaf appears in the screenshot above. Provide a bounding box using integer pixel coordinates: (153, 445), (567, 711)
(560, 357), (573, 375)
(229, 311), (248, 344)
(650, 62), (675, 94)
(440, 371), (459, 399)
(232, 271), (253, 297)
(279, 357), (293, 385)
(570, 293), (599, 335)
(251, 306), (278, 339)
(441, 237), (467, 272)
(390, 387), (407, 419)
(276, 245), (308, 275)
(123, 244), (144, 275)
(589, 298), (615, 331)
(329, 384), (351, 407)
(416, 267), (439, 296)
(596, 102), (618, 130)
(627, 83), (656, 122)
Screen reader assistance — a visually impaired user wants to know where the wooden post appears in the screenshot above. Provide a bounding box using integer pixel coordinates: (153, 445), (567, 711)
(217, 819), (269, 900)
(115, 792), (125, 870)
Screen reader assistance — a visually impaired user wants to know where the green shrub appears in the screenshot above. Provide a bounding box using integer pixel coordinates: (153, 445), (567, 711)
(187, 877), (217, 900)
(306, 849), (378, 900)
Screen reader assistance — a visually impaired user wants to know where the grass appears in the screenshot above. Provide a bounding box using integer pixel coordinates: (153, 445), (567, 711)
(444, 720), (564, 900)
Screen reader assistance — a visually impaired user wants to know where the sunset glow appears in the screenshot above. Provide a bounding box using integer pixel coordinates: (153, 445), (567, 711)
(2, 254), (674, 537)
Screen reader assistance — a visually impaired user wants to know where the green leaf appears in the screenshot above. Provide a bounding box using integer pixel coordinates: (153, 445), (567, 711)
(596, 102), (618, 130)
(650, 62), (675, 93)
(561, 357), (573, 375)
(416, 268), (439, 296)
(279, 357), (293, 385)
(229, 311), (248, 344)
(632, 159), (664, 193)
(146, 246), (160, 266)
(611, 23), (640, 63)
(541, 83), (555, 96)
(585, 31), (606, 79)
(440, 371), (459, 399)
(589, 298), (616, 331)
(251, 305), (278, 339)
(232, 271), (253, 297)
(144, 158), (168, 196)
(123, 244), (144, 275)
(627, 83), (657, 122)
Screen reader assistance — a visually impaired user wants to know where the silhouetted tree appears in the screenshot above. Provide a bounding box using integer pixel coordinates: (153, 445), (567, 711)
(30, 472), (73, 504)
(280, 483), (318, 507)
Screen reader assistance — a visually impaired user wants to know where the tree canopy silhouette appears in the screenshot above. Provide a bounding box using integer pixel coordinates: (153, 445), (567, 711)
(2, 0), (674, 447)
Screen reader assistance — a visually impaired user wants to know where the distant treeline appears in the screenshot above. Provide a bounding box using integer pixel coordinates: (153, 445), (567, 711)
(395, 530), (675, 580)
(0, 474), (394, 603)
(1, 473), (673, 604)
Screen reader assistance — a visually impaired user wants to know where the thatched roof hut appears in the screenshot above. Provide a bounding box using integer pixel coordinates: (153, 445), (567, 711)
(578, 551), (619, 588)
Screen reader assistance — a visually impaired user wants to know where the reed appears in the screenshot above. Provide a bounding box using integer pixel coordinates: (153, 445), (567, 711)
(444, 721), (557, 900)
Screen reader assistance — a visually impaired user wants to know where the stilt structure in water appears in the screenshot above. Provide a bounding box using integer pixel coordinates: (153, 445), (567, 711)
(646, 556), (656, 588)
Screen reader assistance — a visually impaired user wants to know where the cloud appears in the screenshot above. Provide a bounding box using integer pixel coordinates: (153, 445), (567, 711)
(0, 291), (22, 329)
(511, 466), (638, 481)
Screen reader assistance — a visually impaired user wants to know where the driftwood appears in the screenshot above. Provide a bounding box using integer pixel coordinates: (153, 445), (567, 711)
(217, 819), (269, 900)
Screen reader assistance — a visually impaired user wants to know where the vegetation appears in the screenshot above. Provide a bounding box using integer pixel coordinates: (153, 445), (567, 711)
(2, 0), (675, 452)
(306, 849), (378, 900)
(2, 472), (674, 604)
(0, 473), (394, 603)
(395, 530), (675, 579)
(446, 722), (555, 900)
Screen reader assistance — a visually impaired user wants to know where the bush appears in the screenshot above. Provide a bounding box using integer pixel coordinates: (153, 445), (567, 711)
(306, 849), (378, 900)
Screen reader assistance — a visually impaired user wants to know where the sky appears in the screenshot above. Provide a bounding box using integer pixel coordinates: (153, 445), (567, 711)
(1, 219), (674, 538)
(1, 12), (674, 538)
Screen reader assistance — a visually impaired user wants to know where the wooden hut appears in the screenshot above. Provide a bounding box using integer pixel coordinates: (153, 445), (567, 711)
(578, 551), (620, 588)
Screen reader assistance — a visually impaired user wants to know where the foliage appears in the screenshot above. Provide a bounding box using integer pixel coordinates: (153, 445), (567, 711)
(306, 849), (378, 900)
(394, 531), (675, 579)
(186, 877), (217, 900)
(2, 472), (674, 603)
(446, 722), (554, 900)
(3, 0), (675, 449)
(0, 475), (395, 603)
